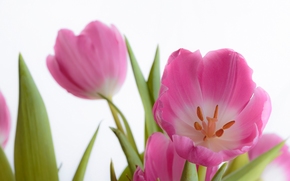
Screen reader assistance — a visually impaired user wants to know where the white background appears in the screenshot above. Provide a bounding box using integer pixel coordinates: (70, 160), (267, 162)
(1, 1), (290, 180)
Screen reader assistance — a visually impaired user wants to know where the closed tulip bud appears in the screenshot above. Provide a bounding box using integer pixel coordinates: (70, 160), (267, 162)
(47, 20), (127, 99)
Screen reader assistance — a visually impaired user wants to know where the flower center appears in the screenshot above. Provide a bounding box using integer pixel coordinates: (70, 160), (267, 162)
(194, 105), (235, 141)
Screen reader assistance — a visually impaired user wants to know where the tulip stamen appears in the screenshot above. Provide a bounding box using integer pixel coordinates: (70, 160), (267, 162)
(194, 122), (202, 130)
(223, 120), (235, 129)
(215, 129), (224, 137)
(197, 106), (204, 121)
(195, 105), (235, 141)
(213, 105), (218, 118)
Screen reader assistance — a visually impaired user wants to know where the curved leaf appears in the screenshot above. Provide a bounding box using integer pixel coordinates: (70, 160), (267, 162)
(223, 153), (249, 177)
(111, 127), (143, 176)
(181, 161), (198, 181)
(222, 141), (285, 181)
(125, 37), (159, 142)
(73, 124), (101, 181)
(99, 93), (139, 157)
(0, 146), (14, 181)
(15, 54), (58, 181)
(110, 160), (117, 181)
(147, 45), (160, 102)
(212, 163), (227, 181)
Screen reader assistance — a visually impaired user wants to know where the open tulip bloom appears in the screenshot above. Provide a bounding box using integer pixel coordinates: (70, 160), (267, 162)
(0, 19), (288, 181)
(153, 48), (272, 167)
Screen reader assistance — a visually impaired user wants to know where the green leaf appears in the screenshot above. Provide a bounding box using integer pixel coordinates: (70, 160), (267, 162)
(118, 166), (131, 181)
(212, 163), (228, 181)
(110, 160), (118, 181)
(125, 37), (159, 142)
(147, 45), (160, 102)
(111, 127), (143, 176)
(99, 93), (139, 158)
(223, 153), (249, 177)
(118, 152), (144, 181)
(0, 146), (14, 181)
(14, 54), (58, 181)
(222, 141), (285, 181)
(197, 166), (207, 181)
(73, 124), (101, 181)
(181, 161), (198, 181)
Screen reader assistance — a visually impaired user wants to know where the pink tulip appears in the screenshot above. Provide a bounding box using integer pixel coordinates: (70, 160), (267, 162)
(133, 133), (217, 181)
(248, 133), (290, 181)
(0, 92), (10, 148)
(153, 49), (271, 167)
(47, 20), (127, 99)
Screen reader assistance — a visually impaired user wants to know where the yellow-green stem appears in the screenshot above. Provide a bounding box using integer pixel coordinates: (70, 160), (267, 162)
(108, 97), (126, 135)
(198, 165), (207, 181)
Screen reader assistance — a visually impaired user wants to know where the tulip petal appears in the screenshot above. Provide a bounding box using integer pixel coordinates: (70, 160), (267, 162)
(144, 133), (185, 181)
(228, 87), (271, 144)
(172, 135), (223, 167)
(154, 49), (203, 137)
(133, 167), (145, 181)
(47, 55), (90, 98)
(200, 49), (256, 117)
(0, 92), (10, 148)
(47, 21), (127, 99)
(82, 21), (127, 82)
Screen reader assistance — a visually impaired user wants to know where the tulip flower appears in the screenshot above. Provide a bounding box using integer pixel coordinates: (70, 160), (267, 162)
(133, 133), (217, 181)
(0, 91), (10, 148)
(47, 20), (127, 99)
(153, 48), (271, 167)
(248, 133), (290, 181)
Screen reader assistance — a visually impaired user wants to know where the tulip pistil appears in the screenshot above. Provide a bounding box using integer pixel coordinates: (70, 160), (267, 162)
(194, 105), (235, 141)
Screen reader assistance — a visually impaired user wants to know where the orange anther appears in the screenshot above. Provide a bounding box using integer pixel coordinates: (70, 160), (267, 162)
(215, 129), (224, 137)
(223, 120), (235, 129)
(194, 122), (202, 130)
(214, 105), (219, 118)
(197, 106), (204, 121)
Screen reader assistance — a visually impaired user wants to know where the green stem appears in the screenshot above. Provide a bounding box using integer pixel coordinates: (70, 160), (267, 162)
(107, 97), (125, 135)
(198, 165), (207, 181)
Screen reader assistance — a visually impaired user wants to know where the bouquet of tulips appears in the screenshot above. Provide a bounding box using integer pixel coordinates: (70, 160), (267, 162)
(0, 20), (289, 181)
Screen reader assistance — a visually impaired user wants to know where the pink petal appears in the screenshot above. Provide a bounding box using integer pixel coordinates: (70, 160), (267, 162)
(81, 21), (127, 82)
(0, 92), (10, 148)
(47, 21), (127, 99)
(144, 133), (185, 181)
(153, 49), (203, 137)
(200, 49), (256, 116)
(172, 135), (224, 166)
(231, 87), (271, 144)
(133, 167), (145, 181)
(205, 166), (218, 181)
(47, 55), (90, 99)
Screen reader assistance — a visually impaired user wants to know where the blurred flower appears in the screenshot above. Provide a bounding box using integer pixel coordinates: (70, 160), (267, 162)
(133, 133), (217, 181)
(153, 49), (271, 166)
(248, 133), (290, 181)
(47, 20), (127, 99)
(0, 91), (10, 148)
